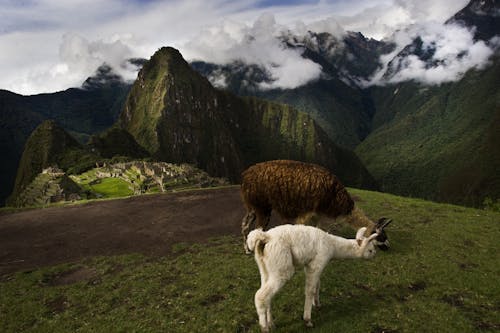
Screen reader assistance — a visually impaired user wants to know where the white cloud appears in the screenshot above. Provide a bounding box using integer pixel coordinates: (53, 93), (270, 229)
(370, 22), (495, 85)
(0, 0), (248, 94)
(0, 32), (137, 95)
(0, 0), (488, 94)
(184, 13), (331, 89)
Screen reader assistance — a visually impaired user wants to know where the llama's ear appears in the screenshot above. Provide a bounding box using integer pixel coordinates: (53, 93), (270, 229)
(356, 227), (367, 241)
(376, 218), (392, 231)
(360, 232), (379, 247)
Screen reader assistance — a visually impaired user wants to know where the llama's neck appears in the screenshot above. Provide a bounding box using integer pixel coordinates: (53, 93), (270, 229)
(340, 206), (375, 235)
(326, 234), (362, 259)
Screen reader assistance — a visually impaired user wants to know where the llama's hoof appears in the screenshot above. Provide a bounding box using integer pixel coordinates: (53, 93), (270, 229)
(259, 325), (270, 333)
(305, 320), (314, 328)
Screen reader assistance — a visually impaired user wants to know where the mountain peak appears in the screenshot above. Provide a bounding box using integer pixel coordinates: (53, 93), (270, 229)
(447, 0), (500, 41)
(156, 46), (184, 59)
(82, 63), (125, 90)
(7, 120), (82, 205)
(120, 45), (216, 159)
(119, 47), (377, 187)
(135, 45), (212, 90)
(145, 46), (191, 72)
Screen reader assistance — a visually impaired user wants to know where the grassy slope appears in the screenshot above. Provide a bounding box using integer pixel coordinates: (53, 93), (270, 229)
(237, 96), (377, 190)
(1, 188), (498, 332)
(257, 79), (371, 149)
(356, 58), (500, 206)
(82, 178), (134, 199)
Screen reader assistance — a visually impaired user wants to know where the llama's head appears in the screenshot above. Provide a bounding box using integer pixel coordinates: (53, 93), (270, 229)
(372, 217), (392, 251)
(355, 227), (379, 259)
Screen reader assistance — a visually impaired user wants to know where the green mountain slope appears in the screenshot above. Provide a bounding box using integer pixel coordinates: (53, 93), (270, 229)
(0, 70), (130, 206)
(88, 127), (150, 159)
(255, 79), (374, 149)
(356, 57), (500, 206)
(0, 90), (46, 206)
(119, 47), (377, 189)
(120, 47), (245, 181)
(7, 120), (100, 206)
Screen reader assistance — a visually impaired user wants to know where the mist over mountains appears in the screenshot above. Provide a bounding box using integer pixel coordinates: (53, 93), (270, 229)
(189, 1), (498, 90)
(1, 0), (498, 207)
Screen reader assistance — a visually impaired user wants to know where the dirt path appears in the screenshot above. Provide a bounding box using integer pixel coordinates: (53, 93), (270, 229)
(0, 187), (258, 275)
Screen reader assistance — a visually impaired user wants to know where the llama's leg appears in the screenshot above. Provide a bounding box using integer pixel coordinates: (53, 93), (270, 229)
(255, 253), (268, 289)
(313, 279), (321, 308)
(255, 253), (294, 332)
(254, 255), (271, 329)
(296, 212), (320, 226)
(241, 211), (256, 253)
(256, 208), (271, 231)
(303, 266), (323, 327)
(255, 279), (287, 333)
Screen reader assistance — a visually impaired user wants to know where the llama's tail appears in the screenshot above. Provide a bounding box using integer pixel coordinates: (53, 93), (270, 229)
(246, 228), (269, 256)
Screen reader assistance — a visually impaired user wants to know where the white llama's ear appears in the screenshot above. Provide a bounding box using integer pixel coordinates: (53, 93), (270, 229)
(359, 232), (379, 248)
(356, 227), (367, 246)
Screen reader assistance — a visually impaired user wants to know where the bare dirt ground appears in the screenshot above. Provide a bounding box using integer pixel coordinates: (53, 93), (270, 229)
(0, 186), (266, 275)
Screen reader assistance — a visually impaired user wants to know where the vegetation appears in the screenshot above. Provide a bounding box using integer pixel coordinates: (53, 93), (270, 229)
(1, 188), (499, 332)
(81, 177), (134, 199)
(356, 57), (500, 207)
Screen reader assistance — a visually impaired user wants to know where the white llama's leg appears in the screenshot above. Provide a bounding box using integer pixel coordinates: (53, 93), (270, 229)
(303, 267), (323, 327)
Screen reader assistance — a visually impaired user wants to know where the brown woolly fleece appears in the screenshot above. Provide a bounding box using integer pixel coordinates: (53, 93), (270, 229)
(241, 160), (354, 226)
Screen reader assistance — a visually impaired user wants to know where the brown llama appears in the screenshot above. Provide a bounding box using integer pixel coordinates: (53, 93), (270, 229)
(240, 160), (391, 253)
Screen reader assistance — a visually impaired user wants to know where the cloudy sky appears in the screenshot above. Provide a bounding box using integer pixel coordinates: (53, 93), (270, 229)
(0, 0), (490, 95)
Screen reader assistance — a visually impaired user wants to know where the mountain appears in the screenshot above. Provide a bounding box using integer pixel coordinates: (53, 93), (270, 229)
(0, 90), (46, 206)
(287, 31), (395, 82)
(88, 127), (150, 159)
(191, 31), (394, 149)
(3, 0), (497, 208)
(382, 0), (499, 83)
(119, 47), (377, 188)
(354, 0), (500, 206)
(356, 56), (500, 206)
(0, 65), (132, 206)
(7, 120), (100, 206)
(190, 0), (499, 207)
(447, 0), (500, 41)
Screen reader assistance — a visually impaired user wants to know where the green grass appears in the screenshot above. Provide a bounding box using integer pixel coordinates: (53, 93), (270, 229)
(1, 189), (499, 332)
(84, 178), (134, 198)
